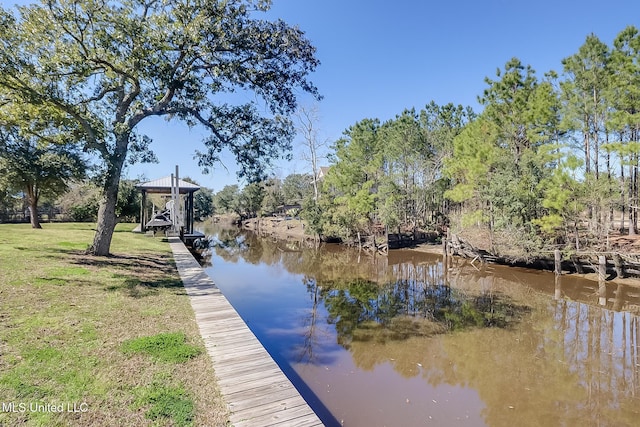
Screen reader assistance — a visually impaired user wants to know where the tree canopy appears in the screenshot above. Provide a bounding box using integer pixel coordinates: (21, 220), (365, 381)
(0, 0), (320, 254)
(308, 26), (640, 255)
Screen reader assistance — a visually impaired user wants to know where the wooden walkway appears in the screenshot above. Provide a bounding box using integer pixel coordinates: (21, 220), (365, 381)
(169, 238), (324, 427)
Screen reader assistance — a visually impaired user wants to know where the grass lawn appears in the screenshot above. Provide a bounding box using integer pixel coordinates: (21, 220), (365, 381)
(0, 222), (229, 426)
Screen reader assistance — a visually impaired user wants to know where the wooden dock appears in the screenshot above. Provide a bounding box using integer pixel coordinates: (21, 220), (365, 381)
(169, 237), (324, 427)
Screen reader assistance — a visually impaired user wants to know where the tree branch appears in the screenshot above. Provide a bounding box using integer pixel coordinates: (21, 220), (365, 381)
(0, 75), (102, 153)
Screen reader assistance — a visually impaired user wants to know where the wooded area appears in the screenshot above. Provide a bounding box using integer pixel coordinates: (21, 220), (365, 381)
(300, 26), (640, 259)
(0, 7), (640, 258)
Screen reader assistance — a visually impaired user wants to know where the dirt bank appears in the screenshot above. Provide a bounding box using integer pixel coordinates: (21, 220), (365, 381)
(238, 218), (640, 287)
(242, 216), (311, 241)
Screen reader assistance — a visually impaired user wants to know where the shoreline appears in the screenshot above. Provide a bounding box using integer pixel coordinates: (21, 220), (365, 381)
(241, 216), (312, 241)
(238, 216), (640, 288)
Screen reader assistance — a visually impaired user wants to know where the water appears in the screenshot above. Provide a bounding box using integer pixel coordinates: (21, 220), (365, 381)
(197, 225), (640, 427)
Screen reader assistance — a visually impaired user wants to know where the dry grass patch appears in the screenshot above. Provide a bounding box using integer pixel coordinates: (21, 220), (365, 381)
(0, 223), (228, 426)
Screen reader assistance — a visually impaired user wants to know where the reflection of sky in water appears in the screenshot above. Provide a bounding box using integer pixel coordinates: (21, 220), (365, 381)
(202, 229), (640, 427)
(205, 256), (343, 363)
(205, 246), (491, 426)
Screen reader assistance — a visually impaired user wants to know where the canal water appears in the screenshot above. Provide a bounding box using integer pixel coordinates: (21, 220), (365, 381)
(196, 224), (640, 427)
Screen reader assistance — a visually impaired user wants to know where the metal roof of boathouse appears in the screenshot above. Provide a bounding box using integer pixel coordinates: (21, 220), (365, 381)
(135, 176), (200, 194)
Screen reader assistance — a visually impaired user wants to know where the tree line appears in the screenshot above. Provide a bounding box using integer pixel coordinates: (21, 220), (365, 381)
(50, 23), (635, 260)
(215, 25), (640, 256)
(2, 0), (638, 259)
(295, 26), (640, 256)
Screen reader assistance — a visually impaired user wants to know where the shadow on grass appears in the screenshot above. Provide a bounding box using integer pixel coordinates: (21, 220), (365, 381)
(73, 253), (174, 271)
(74, 253), (184, 298)
(33, 277), (72, 286)
(106, 276), (186, 298)
(33, 277), (99, 287)
(37, 248), (91, 265)
(32, 248), (185, 298)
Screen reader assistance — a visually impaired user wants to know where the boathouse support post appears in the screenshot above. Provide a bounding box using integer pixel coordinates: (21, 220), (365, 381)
(175, 165), (182, 232)
(170, 173), (176, 232)
(445, 228), (452, 256)
(598, 255), (607, 281)
(442, 231), (449, 280)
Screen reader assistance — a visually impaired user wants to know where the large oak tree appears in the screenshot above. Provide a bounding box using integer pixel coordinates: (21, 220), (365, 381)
(0, 0), (320, 255)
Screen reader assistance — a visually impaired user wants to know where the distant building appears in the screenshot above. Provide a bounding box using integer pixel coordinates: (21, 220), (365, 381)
(316, 166), (330, 181)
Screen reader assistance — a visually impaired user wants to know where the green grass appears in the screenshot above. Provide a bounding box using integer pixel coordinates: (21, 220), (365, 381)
(122, 332), (202, 363)
(0, 222), (228, 426)
(134, 380), (195, 427)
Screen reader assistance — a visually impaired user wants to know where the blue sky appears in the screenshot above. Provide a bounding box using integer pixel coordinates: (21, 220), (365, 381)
(5, 0), (640, 191)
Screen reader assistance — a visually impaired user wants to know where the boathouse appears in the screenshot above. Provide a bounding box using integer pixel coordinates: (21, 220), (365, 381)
(135, 174), (204, 244)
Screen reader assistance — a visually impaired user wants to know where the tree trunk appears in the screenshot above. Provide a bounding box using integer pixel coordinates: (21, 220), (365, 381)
(27, 193), (41, 229)
(89, 134), (128, 256)
(629, 158), (636, 235)
(584, 128), (594, 224)
(620, 158), (625, 233)
(584, 128), (590, 175)
(90, 170), (120, 255)
(593, 88), (599, 181)
(607, 148), (613, 226)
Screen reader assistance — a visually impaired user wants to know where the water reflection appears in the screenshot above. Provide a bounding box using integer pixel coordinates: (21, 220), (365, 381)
(321, 277), (531, 349)
(197, 224), (640, 427)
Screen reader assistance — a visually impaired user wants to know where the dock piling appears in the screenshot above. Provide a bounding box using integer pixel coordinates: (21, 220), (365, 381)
(598, 255), (607, 306)
(554, 249), (562, 275)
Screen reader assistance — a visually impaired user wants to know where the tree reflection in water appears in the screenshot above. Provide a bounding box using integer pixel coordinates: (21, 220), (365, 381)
(321, 277), (530, 349)
(196, 224), (640, 426)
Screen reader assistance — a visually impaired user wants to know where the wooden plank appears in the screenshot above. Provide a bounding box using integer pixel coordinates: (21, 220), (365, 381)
(228, 388), (307, 413)
(198, 321), (249, 334)
(195, 308), (240, 320)
(212, 350), (276, 368)
(233, 402), (324, 427)
(231, 397), (309, 423)
(199, 319), (251, 331)
(204, 338), (265, 352)
(228, 383), (300, 403)
(211, 336), (273, 350)
(214, 361), (280, 380)
(215, 366), (284, 387)
(221, 375), (294, 396)
(200, 319), (251, 331)
(229, 388), (304, 413)
(208, 338), (268, 353)
(169, 238), (324, 427)
(212, 353), (274, 369)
